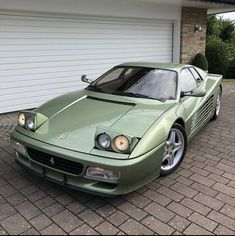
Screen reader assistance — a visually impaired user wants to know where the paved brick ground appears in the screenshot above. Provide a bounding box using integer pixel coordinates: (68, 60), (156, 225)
(0, 82), (235, 235)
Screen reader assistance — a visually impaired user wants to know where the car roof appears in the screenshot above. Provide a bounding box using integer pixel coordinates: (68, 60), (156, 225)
(118, 62), (187, 71)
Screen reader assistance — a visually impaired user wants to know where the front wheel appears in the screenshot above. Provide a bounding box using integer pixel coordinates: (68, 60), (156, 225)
(160, 123), (187, 176)
(211, 88), (222, 121)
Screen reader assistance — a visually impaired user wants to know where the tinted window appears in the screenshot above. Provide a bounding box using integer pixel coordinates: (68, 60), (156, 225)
(96, 68), (123, 85)
(88, 67), (177, 101)
(181, 68), (197, 92)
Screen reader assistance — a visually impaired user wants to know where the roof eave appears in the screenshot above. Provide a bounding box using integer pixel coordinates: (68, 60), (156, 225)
(208, 8), (235, 14)
(183, 0), (235, 13)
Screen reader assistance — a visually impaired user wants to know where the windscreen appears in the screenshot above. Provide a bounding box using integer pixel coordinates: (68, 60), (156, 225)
(87, 67), (177, 101)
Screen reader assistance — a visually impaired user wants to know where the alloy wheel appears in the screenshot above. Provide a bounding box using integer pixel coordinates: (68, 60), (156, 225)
(161, 128), (185, 172)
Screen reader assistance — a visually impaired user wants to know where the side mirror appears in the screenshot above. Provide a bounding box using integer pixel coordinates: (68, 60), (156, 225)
(181, 86), (206, 97)
(81, 75), (92, 84)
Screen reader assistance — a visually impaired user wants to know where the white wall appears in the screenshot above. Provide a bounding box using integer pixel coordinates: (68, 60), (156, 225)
(0, 0), (181, 62)
(0, 0), (181, 20)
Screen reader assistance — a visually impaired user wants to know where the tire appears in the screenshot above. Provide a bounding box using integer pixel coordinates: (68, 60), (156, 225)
(211, 88), (222, 121)
(160, 123), (187, 176)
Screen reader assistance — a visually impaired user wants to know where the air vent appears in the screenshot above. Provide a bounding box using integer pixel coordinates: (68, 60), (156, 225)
(191, 95), (214, 133)
(86, 96), (135, 106)
(27, 148), (84, 175)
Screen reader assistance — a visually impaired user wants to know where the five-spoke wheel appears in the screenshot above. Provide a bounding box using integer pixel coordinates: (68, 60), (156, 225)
(211, 88), (222, 120)
(160, 123), (187, 176)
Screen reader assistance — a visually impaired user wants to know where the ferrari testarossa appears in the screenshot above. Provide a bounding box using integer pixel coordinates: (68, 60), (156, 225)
(11, 62), (222, 196)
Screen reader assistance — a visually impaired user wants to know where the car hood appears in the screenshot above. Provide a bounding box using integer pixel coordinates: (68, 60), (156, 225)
(32, 90), (175, 153)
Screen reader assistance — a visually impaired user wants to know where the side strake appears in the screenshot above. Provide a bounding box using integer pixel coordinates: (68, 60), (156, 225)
(190, 94), (214, 135)
(188, 75), (222, 138)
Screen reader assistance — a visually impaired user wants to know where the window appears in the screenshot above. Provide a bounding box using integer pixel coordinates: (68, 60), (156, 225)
(96, 68), (124, 86)
(180, 68), (197, 92)
(88, 66), (177, 101)
(125, 69), (177, 100)
(189, 67), (203, 84)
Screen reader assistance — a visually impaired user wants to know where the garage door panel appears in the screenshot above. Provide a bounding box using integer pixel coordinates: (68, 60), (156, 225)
(0, 71), (84, 82)
(1, 103), (43, 114)
(0, 15), (171, 28)
(0, 24), (172, 34)
(0, 53), (172, 78)
(1, 81), (84, 96)
(0, 66), (113, 78)
(1, 87), (83, 103)
(0, 43), (169, 51)
(0, 55), (172, 75)
(1, 77), (81, 89)
(0, 13), (173, 113)
(0, 29), (172, 37)
(0, 65), (111, 77)
(1, 51), (173, 64)
(0, 53), (173, 71)
(1, 98), (69, 114)
(0, 38), (172, 45)
(0, 89), (83, 113)
(0, 46), (172, 57)
(1, 27), (172, 36)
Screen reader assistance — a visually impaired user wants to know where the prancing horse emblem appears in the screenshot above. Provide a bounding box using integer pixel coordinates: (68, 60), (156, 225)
(60, 133), (67, 139)
(50, 157), (55, 165)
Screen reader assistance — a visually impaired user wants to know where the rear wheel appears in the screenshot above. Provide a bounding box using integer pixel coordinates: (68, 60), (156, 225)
(160, 123), (187, 176)
(211, 89), (222, 121)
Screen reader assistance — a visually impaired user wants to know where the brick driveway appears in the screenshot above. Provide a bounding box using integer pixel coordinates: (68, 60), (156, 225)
(0, 82), (235, 235)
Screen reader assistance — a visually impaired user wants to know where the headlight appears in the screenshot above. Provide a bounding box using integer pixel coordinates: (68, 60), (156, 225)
(86, 167), (120, 182)
(18, 113), (25, 127)
(113, 135), (129, 152)
(97, 133), (111, 149)
(25, 116), (35, 130)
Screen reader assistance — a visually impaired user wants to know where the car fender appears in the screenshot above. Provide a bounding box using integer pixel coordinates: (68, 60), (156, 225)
(130, 103), (186, 158)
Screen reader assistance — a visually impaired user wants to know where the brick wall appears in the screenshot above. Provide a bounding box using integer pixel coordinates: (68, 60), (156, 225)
(180, 7), (207, 64)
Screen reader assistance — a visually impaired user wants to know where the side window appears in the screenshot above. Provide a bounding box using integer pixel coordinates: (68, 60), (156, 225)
(180, 68), (197, 92)
(189, 67), (203, 85)
(96, 68), (123, 85)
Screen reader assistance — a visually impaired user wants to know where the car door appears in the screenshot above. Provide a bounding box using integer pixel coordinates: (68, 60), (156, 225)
(179, 67), (205, 137)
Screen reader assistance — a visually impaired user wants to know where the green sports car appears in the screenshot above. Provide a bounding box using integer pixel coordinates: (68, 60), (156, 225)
(10, 62), (222, 196)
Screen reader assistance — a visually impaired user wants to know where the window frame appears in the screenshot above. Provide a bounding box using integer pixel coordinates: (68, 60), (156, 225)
(188, 67), (203, 85)
(180, 67), (198, 93)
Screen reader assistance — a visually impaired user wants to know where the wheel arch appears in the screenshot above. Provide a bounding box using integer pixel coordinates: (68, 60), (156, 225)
(130, 114), (185, 158)
(174, 118), (185, 128)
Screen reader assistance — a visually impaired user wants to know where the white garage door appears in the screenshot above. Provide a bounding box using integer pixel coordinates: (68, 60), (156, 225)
(0, 13), (173, 113)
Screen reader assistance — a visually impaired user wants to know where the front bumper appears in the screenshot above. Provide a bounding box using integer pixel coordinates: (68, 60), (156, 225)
(11, 129), (165, 196)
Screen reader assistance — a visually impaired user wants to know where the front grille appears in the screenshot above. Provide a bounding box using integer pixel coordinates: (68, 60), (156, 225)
(27, 147), (84, 175)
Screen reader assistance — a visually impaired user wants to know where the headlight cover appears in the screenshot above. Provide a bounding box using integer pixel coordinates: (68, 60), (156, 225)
(97, 133), (111, 149)
(95, 127), (139, 154)
(25, 116), (35, 131)
(18, 113), (26, 127)
(113, 135), (129, 152)
(16, 111), (48, 132)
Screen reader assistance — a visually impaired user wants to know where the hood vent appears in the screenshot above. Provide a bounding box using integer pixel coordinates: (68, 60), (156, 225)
(86, 96), (136, 106)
